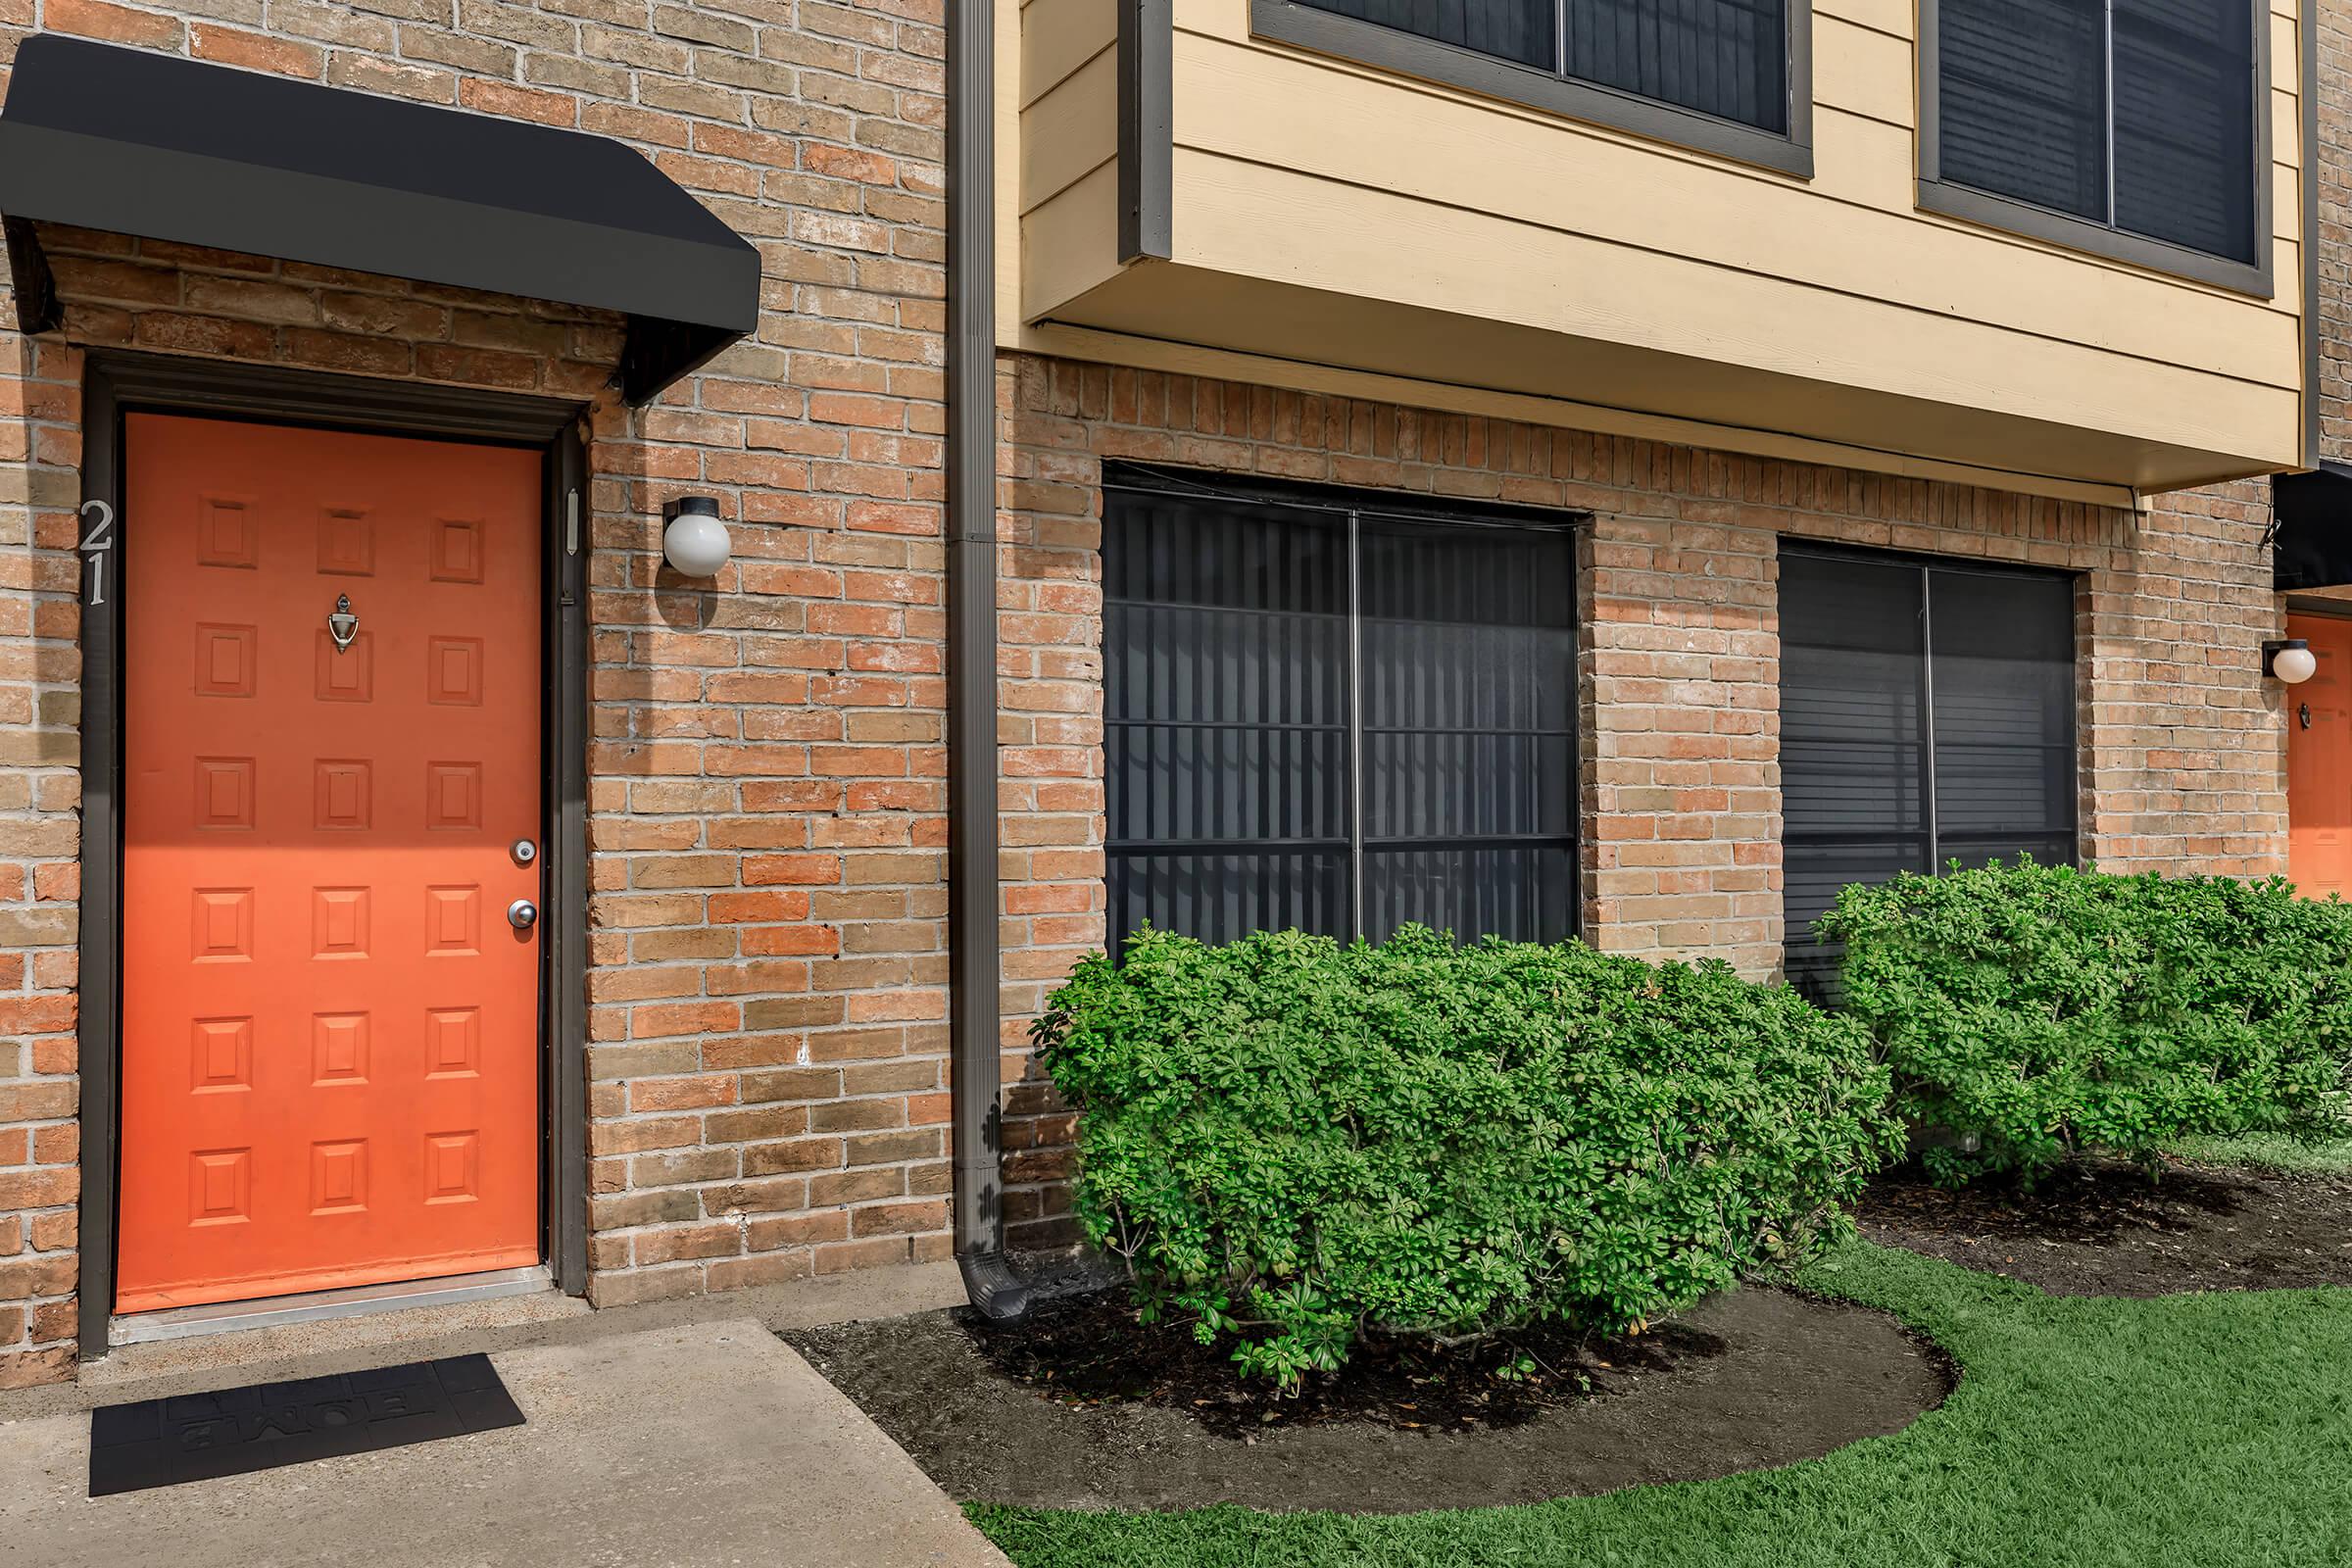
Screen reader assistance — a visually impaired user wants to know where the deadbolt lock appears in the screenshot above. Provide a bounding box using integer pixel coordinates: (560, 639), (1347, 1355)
(512, 839), (538, 866)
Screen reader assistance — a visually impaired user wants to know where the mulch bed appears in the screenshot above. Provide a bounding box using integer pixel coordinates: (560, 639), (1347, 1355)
(1859, 1155), (2352, 1297)
(961, 1288), (1710, 1439)
(785, 1285), (1951, 1514)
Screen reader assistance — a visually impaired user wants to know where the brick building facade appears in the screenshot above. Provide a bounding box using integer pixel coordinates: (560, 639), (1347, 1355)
(994, 358), (2289, 987)
(0, 0), (971, 1384)
(0, 0), (2325, 1387)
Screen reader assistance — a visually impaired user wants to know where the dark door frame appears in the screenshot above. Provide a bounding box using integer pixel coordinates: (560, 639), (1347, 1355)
(74, 350), (592, 1358)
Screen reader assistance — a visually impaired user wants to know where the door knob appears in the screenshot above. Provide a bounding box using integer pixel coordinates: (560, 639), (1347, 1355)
(507, 899), (539, 931)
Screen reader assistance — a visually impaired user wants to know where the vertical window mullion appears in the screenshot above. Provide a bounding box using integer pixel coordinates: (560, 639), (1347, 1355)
(1264, 533), (1280, 936)
(2101, 0), (2117, 227)
(1920, 564), (1940, 870)
(1347, 507), (1366, 941)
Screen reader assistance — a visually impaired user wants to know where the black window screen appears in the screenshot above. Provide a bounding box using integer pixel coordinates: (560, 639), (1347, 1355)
(1934, 0), (2257, 264)
(1309, 0), (1558, 68)
(2110, 0), (2258, 259)
(1105, 477), (1579, 956)
(1781, 548), (2077, 993)
(1562, 0), (1788, 130)
(1936, 0), (2107, 220)
(1303, 0), (1790, 132)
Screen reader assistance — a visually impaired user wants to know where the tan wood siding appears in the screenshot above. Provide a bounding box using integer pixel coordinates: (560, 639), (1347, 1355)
(1015, 0), (1122, 323)
(1010, 0), (2311, 489)
(1171, 31), (2296, 378)
(1025, 163), (1124, 322)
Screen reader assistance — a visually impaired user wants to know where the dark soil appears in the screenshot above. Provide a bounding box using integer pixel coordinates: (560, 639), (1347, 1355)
(963, 1287), (1719, 1439)
(784, 1286), (1951, 1514)
(1859, 1154), (2352, 1297)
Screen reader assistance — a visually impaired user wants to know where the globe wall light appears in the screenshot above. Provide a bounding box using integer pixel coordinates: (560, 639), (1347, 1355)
(662, 495), (731, 578)
(2266, 638), (2318, 685)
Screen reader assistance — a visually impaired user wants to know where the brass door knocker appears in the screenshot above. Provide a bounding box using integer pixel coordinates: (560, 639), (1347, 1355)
(327, 593), (359, 653)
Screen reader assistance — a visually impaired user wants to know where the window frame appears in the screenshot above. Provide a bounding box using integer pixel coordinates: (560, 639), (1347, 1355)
(1916, 0), (2274, 296)
(1250, 0), (1815, 178)
(1101, 464), (1587, 957)
(1777, 539), (2084, 991)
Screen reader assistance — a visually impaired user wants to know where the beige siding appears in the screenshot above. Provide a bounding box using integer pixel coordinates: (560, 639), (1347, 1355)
(1022, 0), (1114, 93)
(1012, 0), (2312, 493)
(1026, 163), (1125, 322)
(1174, 32), (2294, 380)
(1016, 0), (1121, 323)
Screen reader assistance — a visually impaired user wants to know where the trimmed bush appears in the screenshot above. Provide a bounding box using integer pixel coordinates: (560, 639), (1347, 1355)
(1032, 925), (1902, 1388)
(1819, 858), (2352, 1185)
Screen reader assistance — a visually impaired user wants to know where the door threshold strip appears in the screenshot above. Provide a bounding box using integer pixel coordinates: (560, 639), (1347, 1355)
(109, 1264), (554, 1348)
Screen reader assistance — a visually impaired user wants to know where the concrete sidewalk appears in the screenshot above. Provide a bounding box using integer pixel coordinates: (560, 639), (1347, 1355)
(0, 1317), (1012, 1568)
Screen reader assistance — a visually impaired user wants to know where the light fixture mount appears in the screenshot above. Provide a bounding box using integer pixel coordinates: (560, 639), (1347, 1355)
(662, 494), (731, 579)
(2265, 638), (2317, 686)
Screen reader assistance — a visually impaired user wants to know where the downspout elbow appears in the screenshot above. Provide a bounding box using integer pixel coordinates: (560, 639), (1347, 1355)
(956, 1249), (1031, 1322)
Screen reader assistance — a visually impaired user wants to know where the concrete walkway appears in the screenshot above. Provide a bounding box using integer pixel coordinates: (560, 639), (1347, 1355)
(0, 1317), (1012, 1568)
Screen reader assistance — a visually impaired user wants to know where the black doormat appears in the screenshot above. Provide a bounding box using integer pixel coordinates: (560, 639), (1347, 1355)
(88, 1353), (525, 1496)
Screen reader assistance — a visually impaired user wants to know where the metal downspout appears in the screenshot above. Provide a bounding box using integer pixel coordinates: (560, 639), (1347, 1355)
(946, 0), (1028, 1321)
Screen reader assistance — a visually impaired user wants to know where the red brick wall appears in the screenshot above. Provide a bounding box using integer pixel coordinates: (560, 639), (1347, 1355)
(0, 0), (956, 1382)
(2319, 0), (2352, 465)
(990, 351), (2285, 1000)
(0, 316), (81, 1386)
(2092, 480), (2287, 875)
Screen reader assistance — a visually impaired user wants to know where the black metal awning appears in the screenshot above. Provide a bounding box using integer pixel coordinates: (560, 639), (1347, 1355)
(2275, 463), (2352, 591)
(0, 36), (760, 404)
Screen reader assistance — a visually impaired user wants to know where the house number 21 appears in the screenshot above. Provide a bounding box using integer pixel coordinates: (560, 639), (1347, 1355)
(78, 499), (113, 607)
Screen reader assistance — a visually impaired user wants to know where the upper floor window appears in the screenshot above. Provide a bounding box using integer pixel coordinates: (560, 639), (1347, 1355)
(1920, 0), (2269, 292)
(1253, 0), (1812, 175)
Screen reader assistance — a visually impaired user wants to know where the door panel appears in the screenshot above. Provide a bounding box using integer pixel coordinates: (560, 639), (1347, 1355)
(2288, 615), (2352, 903)
(118, 415), (544, 1313)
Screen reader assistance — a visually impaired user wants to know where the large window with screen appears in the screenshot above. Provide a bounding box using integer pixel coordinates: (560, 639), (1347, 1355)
(1103, 473), (1578, 956)
(1922, 0), (2265, 289)
(1780, 546), (2079, 992)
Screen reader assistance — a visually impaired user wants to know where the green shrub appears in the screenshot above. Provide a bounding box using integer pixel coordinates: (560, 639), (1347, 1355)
(1819, 858), (2352, 1185)
(1031, 925), (1902, 1389)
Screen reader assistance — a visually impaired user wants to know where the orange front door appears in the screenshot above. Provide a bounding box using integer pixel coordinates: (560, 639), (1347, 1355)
(117, 415), (544, 1314)
(2288, 614), (2352, 902)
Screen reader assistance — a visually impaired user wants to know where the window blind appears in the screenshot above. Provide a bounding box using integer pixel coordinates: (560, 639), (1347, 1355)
(2110, 0), (2257, 260)
(1104, 491), (1352, 951)
(1780, 547), (2078, 995)
(1935, 0), (2257, 264)
(1309, 0), (1557, 68)
(1563, 0), (1788, 131)
(1104, 479), (1579, 956)
(1301, 0), (1790, 131)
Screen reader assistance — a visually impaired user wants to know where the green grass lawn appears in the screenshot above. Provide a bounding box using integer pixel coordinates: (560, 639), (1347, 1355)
(971, 1242), (2352, 1568)
(2168, 1134), (2352, 1177)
